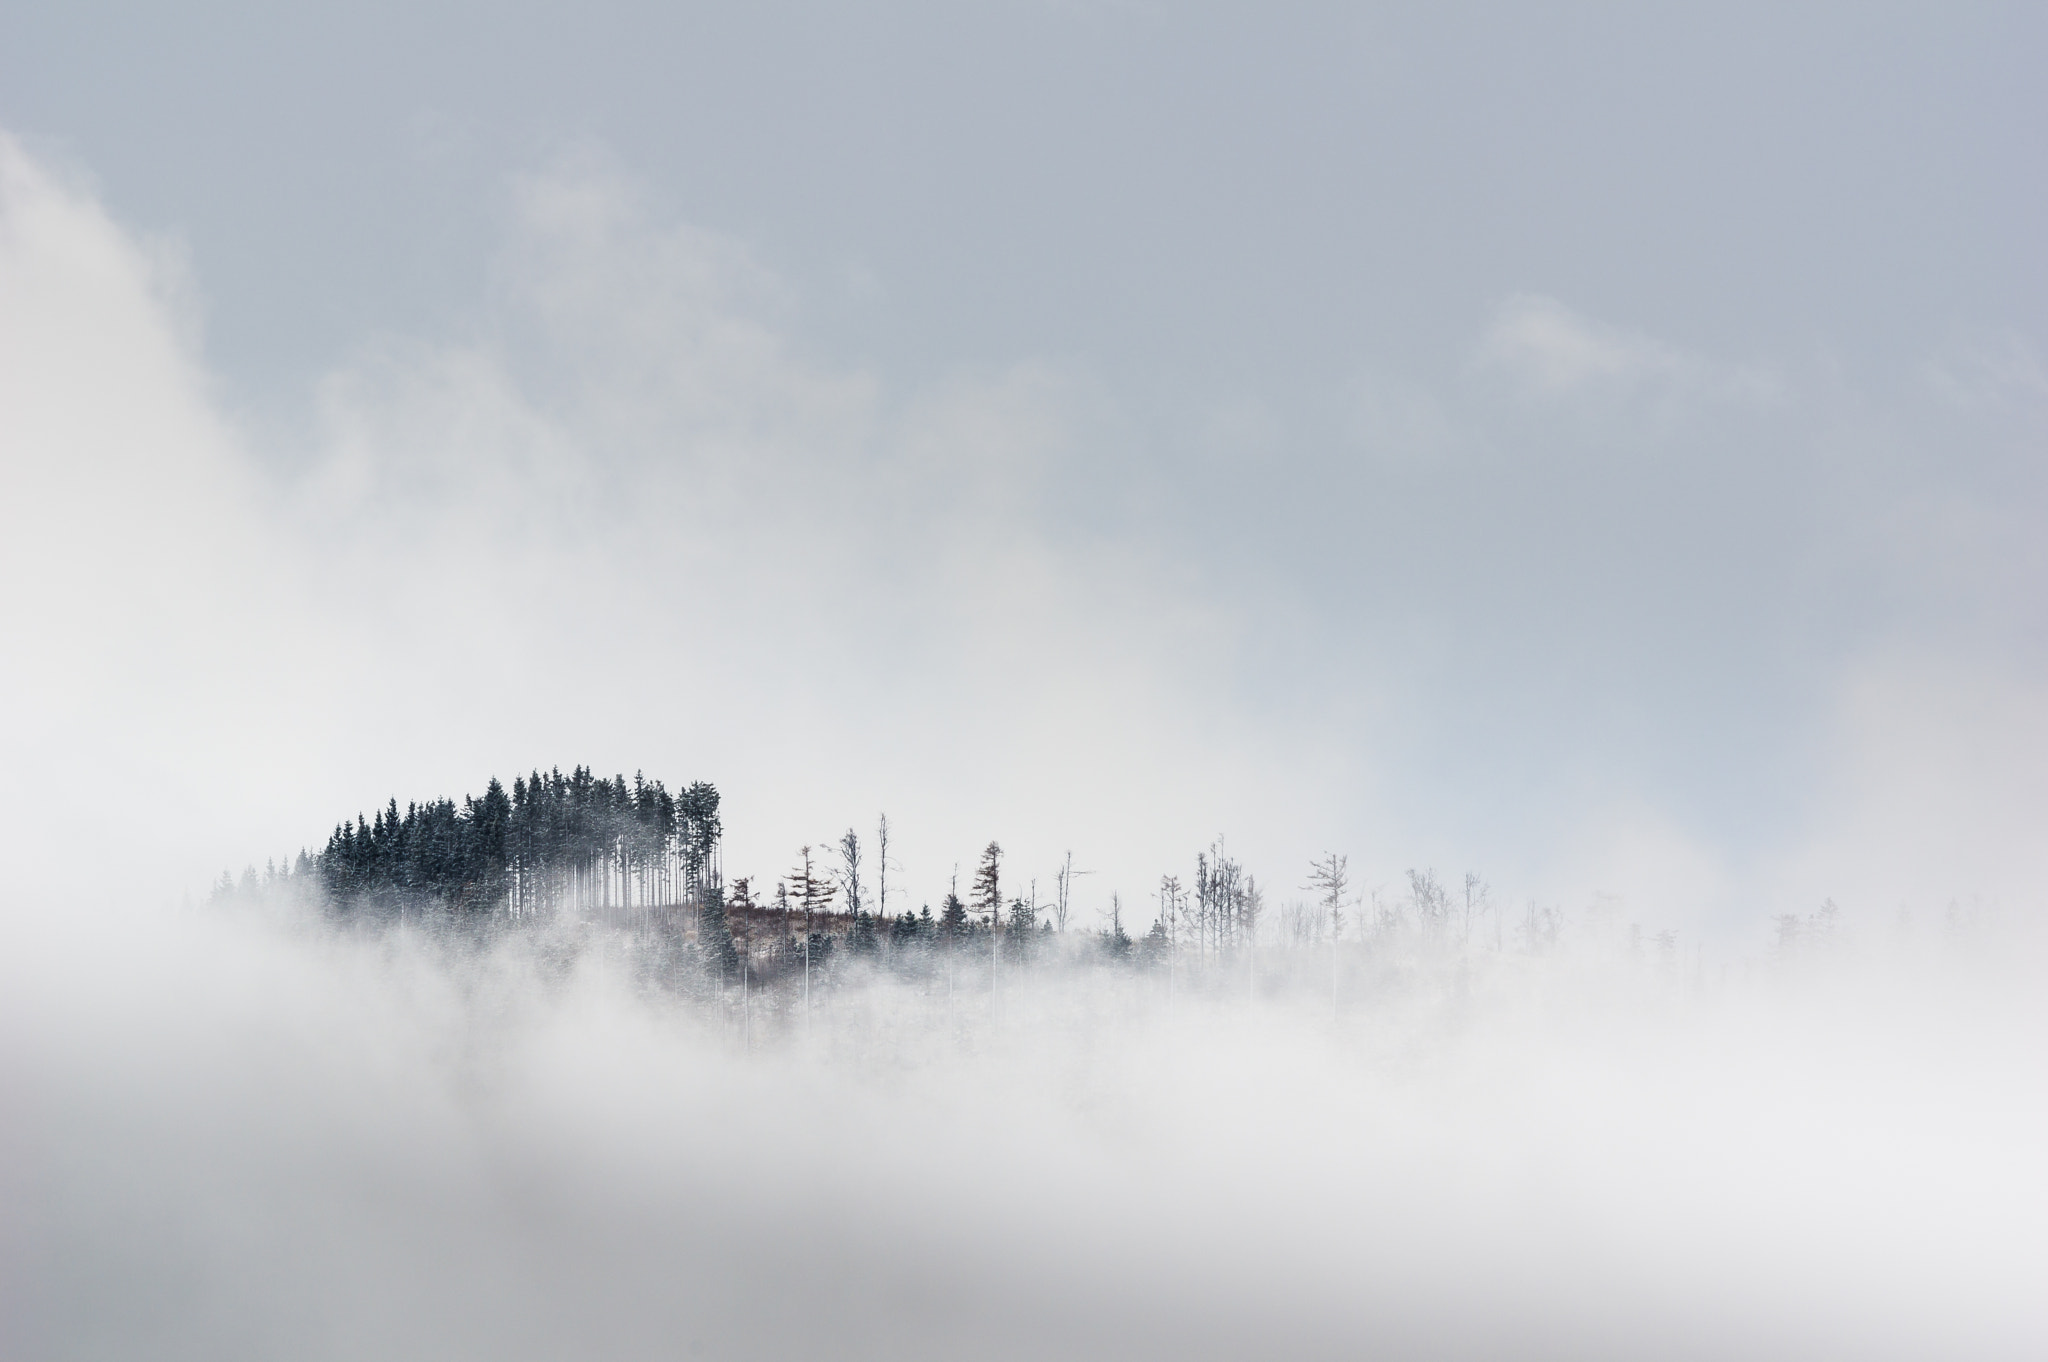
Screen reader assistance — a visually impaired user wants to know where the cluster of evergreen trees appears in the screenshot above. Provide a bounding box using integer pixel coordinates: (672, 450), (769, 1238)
(306, 767), (721, 919)
(236, 786), (1200, 975)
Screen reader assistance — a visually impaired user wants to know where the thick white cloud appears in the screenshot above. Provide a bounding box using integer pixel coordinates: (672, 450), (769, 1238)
(0, 135), (345, 900)
(6, 871), (2044, 1361)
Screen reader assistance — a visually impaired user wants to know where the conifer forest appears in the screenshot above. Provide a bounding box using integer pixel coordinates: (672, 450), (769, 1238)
(216, 762), (1883, 1043)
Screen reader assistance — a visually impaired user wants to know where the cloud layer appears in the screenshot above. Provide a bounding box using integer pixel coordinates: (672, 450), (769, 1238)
(6, 887), (2044, 1361)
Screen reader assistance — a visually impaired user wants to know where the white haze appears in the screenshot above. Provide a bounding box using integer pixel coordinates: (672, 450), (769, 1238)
(6, 890), (2044, 1360)
(2, 60), (2047, 1358)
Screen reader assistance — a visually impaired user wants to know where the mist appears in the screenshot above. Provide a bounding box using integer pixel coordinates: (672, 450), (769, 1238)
(4, 6), (2047, 1356)
(7, 882), (2043, 1361)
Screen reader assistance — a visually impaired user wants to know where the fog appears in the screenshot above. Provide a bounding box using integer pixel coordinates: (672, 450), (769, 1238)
(7, 888), (2043, 1360)
(4, 8), (2047, 1355)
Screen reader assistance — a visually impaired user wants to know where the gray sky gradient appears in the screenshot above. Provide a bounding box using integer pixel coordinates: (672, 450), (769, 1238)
(3, 2), (2045, 936)
(8, 4), (2040, 393)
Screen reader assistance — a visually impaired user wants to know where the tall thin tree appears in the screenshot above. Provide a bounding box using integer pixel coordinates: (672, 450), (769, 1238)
(1306, 853), (1350, 1021)
(972, 842), (1002, 1016)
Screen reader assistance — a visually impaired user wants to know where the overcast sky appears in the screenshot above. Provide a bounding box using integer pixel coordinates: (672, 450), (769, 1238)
(3, 3), (2044, 937)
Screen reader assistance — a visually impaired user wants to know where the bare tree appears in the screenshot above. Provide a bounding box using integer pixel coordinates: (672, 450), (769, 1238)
(1052, 850), (1092, 933)
(837, 829), (864, 921)
(1307, 854), (1349, 943)
(1408, 868), (1451, 938)
(1240, 874), (1265, 1004)
(1155, 875), (1185, 1010)
(1281, 898), (1319, 947)
(875, 813), (892, 922)
(789, 846), (838, 1035)
(1463, 872), (1489, 948)
(735, 879), (762, 1052)
(1306, 853), (1350, 1020)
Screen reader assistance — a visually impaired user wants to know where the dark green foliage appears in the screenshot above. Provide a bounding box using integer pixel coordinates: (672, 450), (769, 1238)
(676, 782), (721, 896)
(971, 843), (1002, 924)
(890, 907), (932, 948)
(937, 892), (969, 942)
(792, 931), (835, 971)
(311, 766), (716, 919)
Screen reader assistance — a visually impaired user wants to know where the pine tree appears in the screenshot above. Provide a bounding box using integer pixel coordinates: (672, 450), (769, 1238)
(1102, 892), (1132, 959)
(788, 846), (837, 1023)
(306, 769), (717, 924)
(789, 846), (838, 932)
(972, 842), (1002, 927)
(937, 891), (968, 943)
(1306, 853), (1350, 1019)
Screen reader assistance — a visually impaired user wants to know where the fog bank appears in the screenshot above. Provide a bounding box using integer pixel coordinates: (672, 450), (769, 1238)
(6, 894), (2041, 1361)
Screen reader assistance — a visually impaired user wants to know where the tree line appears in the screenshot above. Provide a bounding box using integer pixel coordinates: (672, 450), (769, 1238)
(216, 766), (1757, 998)
(255, 767), (722, 920)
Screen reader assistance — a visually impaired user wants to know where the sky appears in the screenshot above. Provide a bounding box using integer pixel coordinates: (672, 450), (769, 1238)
(3, 2), (2046, 938)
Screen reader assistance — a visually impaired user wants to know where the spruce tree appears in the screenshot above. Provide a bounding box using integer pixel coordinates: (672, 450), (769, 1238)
(937, 891), (968, 943)
(971, 842), (1002, 928)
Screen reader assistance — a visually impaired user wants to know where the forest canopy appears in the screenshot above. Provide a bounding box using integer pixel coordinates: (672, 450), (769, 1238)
(300, 767), (721, 919)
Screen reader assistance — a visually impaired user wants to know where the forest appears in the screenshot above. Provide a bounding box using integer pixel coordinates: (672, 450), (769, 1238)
(224, 767), (1286, 969)
(289, 767), (724, 921)
(219, 764), (1868, 1027)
